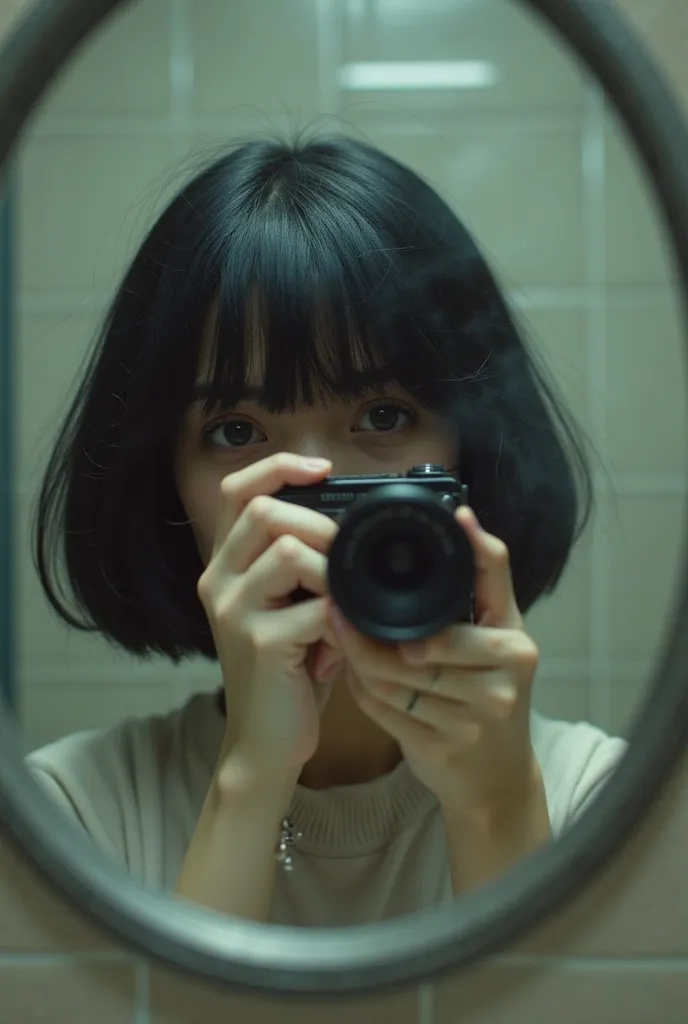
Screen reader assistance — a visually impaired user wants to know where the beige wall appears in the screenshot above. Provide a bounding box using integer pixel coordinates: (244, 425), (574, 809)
(9, 0), (688, 752)
(1, 0), (688, 1021)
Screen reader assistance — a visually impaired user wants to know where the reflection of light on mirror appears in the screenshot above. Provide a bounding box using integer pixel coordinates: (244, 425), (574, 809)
(373, 0), (480, 16)
(337, 61), (499, 91)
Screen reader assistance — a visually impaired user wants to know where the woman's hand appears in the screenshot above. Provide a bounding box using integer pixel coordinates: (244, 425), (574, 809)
(197, 452), (340, 777)
(329, 506), (550, 854)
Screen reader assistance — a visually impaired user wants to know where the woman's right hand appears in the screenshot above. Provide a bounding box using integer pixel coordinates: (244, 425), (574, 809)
(196, 452), (341, 778)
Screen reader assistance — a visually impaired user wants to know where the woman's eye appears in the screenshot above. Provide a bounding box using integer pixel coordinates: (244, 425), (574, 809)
(354, 403), (417, 433)
(201, 419), (266, 449)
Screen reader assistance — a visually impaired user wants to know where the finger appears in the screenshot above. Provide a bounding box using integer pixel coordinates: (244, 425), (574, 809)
(364, 680), (483, 742)
(400, 623), (536, 670)
(212, 452), (332, 557)
(221, 494), (338, 575)
(249, 594), (331, 651)
(330, 605), (511, 681)
(456, 506), (522, 628)
(363, 669), (518, 721)
(346, 670), (437, 748)
(241, 534), (329, 607)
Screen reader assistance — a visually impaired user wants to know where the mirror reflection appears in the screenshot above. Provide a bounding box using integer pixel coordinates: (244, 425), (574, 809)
(7, 0), (685, 929)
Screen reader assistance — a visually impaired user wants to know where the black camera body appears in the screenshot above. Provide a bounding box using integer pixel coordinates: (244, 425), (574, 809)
(276, 465), (474, 643)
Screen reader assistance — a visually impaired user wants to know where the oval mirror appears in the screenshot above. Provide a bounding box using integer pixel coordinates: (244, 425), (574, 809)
(0, 0), (687, 1000)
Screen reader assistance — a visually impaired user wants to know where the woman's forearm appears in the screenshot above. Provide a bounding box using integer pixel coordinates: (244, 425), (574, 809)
(175, 753), (300, 922)
(442, 768), (552, 895)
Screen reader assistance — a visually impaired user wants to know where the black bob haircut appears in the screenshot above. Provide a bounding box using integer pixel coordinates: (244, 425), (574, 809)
(32, 133), (594, 664)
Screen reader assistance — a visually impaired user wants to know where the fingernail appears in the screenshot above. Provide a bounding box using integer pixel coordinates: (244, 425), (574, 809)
(301, 457), (331, 470)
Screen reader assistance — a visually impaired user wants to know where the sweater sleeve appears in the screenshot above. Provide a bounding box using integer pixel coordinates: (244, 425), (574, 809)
(530, 712), (628, 836)
(25, 730), (133, 869)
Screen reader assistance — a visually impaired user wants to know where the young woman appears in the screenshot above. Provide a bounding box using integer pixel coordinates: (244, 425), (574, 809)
(26, 134), (626, 926)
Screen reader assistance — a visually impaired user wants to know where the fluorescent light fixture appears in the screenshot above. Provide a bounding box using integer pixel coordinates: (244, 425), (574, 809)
(337, 61), (498, 91)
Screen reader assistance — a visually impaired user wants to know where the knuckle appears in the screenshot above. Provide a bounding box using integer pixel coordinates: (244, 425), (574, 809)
(274, 533), (303, 562)
(220, 474), (240, 500)
(196, 570), (209, 601)
(274, 451), (297, 472)
(248, 623), (277, 655)
(492, 538), (510, 566)
(197, 568), (220, 605)
(514, 633), (539, 670)
(246, 494), (273, 524)
(458, 721), (483, 748)
(213, 588), (241, 624)
(495, 685), (518, 718)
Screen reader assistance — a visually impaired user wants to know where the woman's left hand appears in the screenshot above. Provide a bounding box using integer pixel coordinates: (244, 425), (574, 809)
(328, 506), (544, 823)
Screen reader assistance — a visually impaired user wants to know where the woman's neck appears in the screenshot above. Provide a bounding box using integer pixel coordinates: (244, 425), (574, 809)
(298, 668), (402, 790)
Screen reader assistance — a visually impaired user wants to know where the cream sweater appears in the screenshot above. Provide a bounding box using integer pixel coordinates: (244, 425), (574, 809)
(25, 690), (627, 927)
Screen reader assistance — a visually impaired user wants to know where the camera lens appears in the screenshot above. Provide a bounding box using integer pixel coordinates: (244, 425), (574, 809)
(327, 482), (474, 643)
(369, 533), (430, 590)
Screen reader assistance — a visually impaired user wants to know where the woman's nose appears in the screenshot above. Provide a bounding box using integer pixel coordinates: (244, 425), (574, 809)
(289, 438), (336, 465)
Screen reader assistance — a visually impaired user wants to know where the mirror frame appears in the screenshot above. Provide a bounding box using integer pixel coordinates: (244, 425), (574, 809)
(0, 0), (687, 999)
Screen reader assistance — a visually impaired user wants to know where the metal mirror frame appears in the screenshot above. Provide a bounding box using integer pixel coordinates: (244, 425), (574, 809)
(0, 0), (687, 1000)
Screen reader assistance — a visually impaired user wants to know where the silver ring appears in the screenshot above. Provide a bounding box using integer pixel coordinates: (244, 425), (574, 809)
(405, 666), (442, 714)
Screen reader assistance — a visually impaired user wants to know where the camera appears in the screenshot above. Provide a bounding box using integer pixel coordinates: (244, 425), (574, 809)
(276, 464), (474, 643)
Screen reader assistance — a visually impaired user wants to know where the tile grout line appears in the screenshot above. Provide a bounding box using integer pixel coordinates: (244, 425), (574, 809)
(315, 0), (344, 117)
(0, 951), (686, 972)
(168, 0), (195, 137)
(133, 960), (151, 1024)
(0, 952), (131, 966)
(582, 82), (612, 731)
(418, 981), (435, 1024)
(492, 954), (688, 971)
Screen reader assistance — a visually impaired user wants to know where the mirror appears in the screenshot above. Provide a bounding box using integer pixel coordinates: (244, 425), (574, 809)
(1, 0), (688, 997)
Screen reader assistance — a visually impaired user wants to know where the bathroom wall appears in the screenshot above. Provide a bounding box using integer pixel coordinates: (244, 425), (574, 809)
(6, 0), (686, 751)
(1, 1), (687, 1022)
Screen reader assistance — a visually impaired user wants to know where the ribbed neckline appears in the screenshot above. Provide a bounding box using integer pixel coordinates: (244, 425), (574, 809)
(189, 689), (439, 858)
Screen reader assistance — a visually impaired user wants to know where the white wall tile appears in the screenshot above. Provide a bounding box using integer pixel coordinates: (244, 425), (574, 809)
(531, 678), (591, 727)
(524, 525), (592, 662)
(342, 0), (586, 114)
(604, 116), (678, 286)
(604, 292), (687, 474)
(517, 306), (590, 428)
(606, 492), (687, 662)
(190, 0), (321, 117)
(360, 126), (584, 288)
(16, 133), (193, 293)
(14, 309), (106, 486)
(19, 678), (182, 754)
(30, 0), (172, 118)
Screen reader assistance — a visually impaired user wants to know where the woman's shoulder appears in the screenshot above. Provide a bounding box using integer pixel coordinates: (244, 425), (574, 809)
(23, 689), (222, 871)
(529, 709), (628, 833)
(530, 708), (627, 761)
(24, 690), (219, 821)
(27, 691), (206, 771)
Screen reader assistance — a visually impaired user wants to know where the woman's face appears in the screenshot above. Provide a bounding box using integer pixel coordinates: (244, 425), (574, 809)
(172, 328), (458, 740)
(174, 340), (457, 568)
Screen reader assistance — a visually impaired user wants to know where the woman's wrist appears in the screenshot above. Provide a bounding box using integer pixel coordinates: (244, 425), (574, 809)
(215, 748), (302, 822)
(441, 760), (552, 894)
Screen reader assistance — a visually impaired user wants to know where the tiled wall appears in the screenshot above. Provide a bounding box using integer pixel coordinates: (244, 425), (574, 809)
(1, 0), (687, 1022)
(8, 0), (687, 752)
